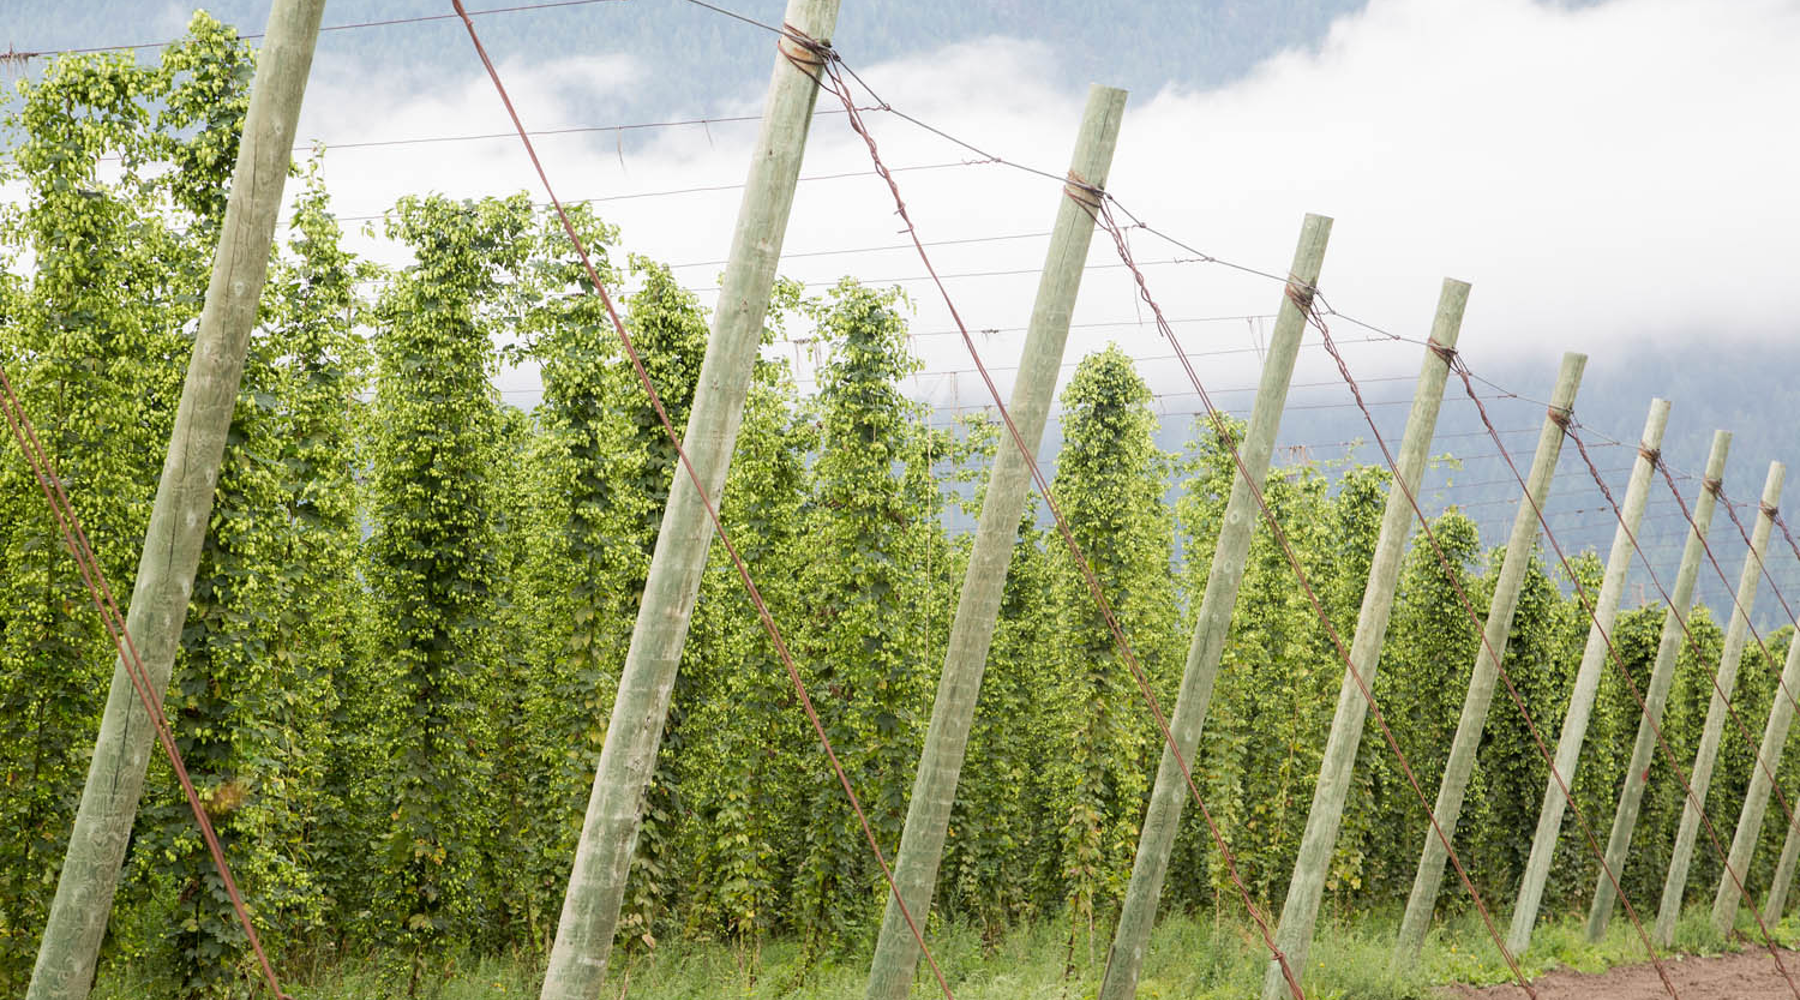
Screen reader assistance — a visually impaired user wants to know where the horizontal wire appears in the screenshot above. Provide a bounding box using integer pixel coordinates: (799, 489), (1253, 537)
(322, 111), (797, 153)
(670, 229), (1052, 270)
(692, 254), (1210, 292)
(3, 0), (629, 60)
(14, 0), (1728, 497)
(68, 109), (865, 166)
(326, 157), (1017, 224)
(18, 0), (1755, 518)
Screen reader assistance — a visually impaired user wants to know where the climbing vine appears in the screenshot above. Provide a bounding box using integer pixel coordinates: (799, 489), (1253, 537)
(363, 193), (534, 976)
(1041, 344), (1180, 953)
(0, 22), (1783, 994)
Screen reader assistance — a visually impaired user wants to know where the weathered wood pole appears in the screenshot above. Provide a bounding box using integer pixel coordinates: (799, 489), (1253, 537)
(1391, 351), (1586, 966)
(1258, 278), (1468, 1000)
(1585, 429), (1732, 941)
(1097, 213), (1332, 1000)
(538, 2), (840, 996)
(1761, 780), (1800, 924)
(1710, 590), (1800, 931)
(26, 5), (326, 998)
(863, 84), (1129, 1000)
(1506, 398), (1669, 955)
(1654, 461), (1784, 945)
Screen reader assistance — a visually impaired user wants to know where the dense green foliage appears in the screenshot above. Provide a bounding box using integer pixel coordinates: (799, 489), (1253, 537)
(1040, 346), (1181, 950)
(5, 20), (1800, 999)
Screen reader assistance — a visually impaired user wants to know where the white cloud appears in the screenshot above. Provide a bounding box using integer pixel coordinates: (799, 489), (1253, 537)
(1118, 0), (1800, 365)
(292, 0), (1800, 408)
(155, 1), (198, 36)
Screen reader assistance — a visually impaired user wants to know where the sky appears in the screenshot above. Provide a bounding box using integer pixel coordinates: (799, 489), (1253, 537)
(238, 0), (1798, 415)
(8, 0), (1797, 408)
(8, 0), (1800, 609)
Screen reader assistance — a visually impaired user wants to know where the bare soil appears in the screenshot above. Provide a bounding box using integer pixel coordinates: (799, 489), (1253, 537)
(1449, 948), (1800, 1000)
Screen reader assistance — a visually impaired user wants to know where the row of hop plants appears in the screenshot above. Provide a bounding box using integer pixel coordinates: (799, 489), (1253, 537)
(4, 14), (1800, 997)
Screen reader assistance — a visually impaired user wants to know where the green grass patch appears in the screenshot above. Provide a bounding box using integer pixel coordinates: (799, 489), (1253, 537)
(88, 903), (1800, 999)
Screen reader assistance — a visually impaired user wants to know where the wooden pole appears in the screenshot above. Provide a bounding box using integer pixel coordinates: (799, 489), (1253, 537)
(1761, 778), (1800, 924)
(863, 84), (1129, 1000)
(1259, 278), (1468, 1000)
(1654, 460), (1784, 945)
(1506, 398), (1670, 955)
(537, 2), (840, 996)
(1710, 587), (1800, 931)
(1098, 213), (1332, 1000)
(1585, 429), (1732, 940)
(1391, 351), (1586, 966)
(25, 5), (326, 998)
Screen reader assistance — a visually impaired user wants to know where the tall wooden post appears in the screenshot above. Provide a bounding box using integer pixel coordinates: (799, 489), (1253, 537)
(1506, 398), (1670, 955)
(863, 84), (1129, 1000)
(1761, 784), (1800, 924)
(1391, 352), (1586, 965)
(1098, 213), (1332, 1000)
(26, 5), (326, 998)
(1710, 598), (1800, 931)
(1585, 430), (1732, 940)
(1259, 278), (1468, 1000)
(538, 2), (840, 996)
(1654, 461), (1784, 945)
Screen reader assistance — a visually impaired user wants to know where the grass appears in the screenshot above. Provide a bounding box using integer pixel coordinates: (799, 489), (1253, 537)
(89, 904), (1800, 999)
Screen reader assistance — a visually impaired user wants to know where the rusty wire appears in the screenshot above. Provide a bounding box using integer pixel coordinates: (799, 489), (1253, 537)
(0, 366), (288, 998)
(1443, 361), (1800, 998)
(1084, 198), (1540, 997)
(784, 25), (1313, 1000)
(1540, 425), (1800, 991)
(452, 5), (958, 997)
(1300, 315), (1692, 996)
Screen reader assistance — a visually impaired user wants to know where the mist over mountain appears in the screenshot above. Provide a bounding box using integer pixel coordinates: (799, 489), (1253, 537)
(1436, 338), (1800, 628)
(1109, 336), (1800, 630)
(10, 0), (1791, 626)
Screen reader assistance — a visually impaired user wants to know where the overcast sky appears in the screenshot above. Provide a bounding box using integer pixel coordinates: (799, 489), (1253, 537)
(236, 0), (1793, 414)
(7, 0), (1800, 608)
(295, 0), (1800, 612)
(7, 0), (1795, 412)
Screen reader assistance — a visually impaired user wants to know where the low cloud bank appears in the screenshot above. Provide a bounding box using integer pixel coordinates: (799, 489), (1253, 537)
(297, 0), (1800, 404)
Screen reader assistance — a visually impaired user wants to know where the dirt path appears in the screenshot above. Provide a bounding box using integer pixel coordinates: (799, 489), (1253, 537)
(1449, 948), (1800, 1000)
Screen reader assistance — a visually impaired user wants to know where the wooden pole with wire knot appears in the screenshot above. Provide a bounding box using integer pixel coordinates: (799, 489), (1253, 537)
(1506, 397), (1670, 955)
(863, 83), (1129, 1000)
(538, 2), (842, 998)
(1392, 351), (1587, 966)
(27, 5), (326, 998)
(1584, 430), (1732, 941)
(1260, 278), (1468, 1000)
(1654, 460), (1784, 945)
(1097, 212), (1332, 1000)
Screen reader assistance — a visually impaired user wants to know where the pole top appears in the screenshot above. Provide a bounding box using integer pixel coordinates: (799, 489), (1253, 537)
(1641, 398), (1672, 445)
(1763, 460), (1787, 501)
